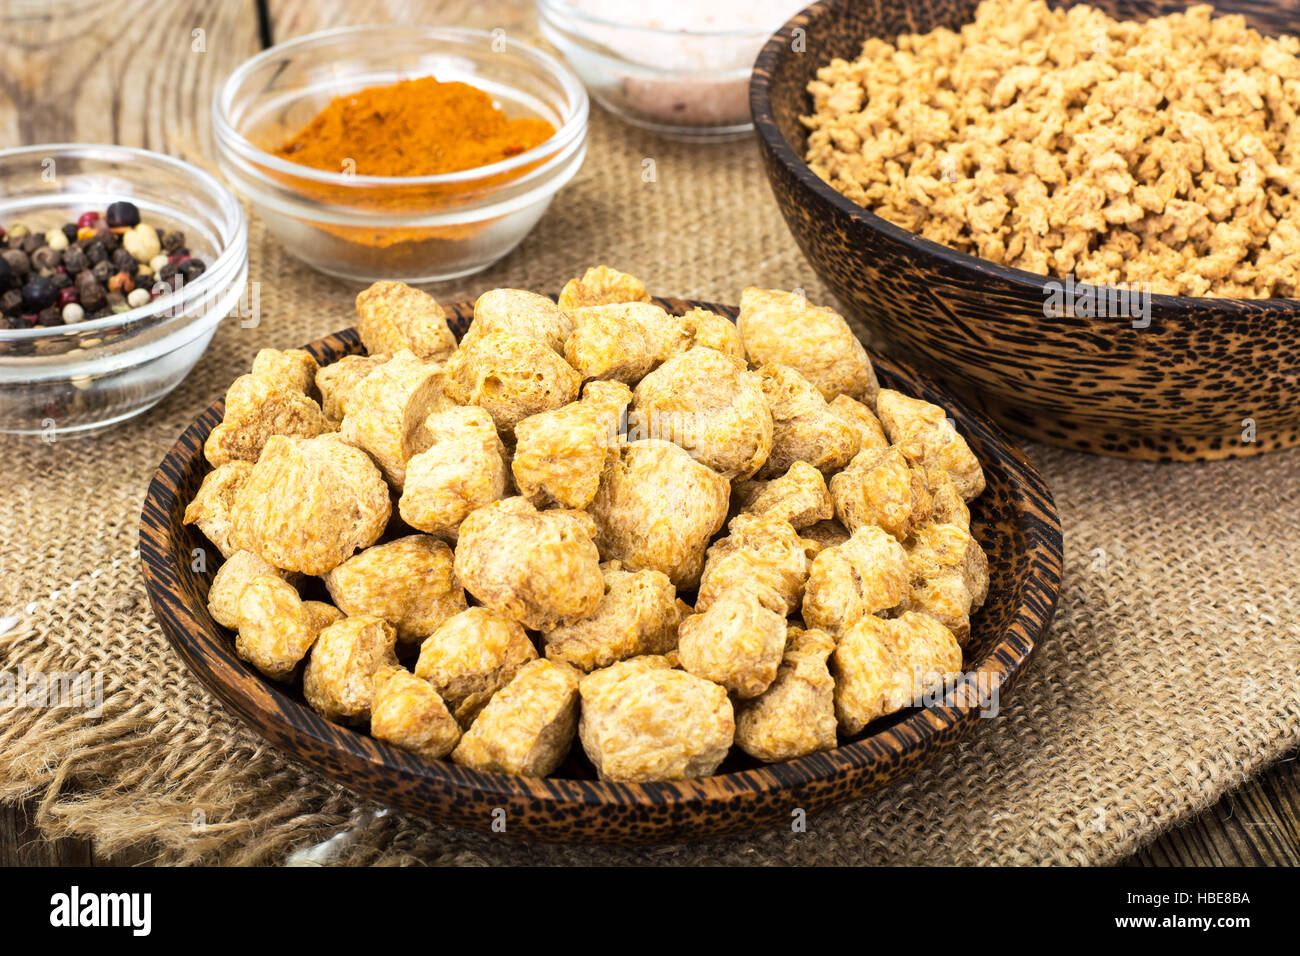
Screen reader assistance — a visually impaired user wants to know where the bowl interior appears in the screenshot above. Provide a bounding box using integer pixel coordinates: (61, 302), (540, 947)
(217, 26), (587, 190)
(755, 0), (1300, 304)
(0, 145), (246, 354)
(0, 145), (248, 436)
(761, 0), (1300, 167)
(141, 298), (1062, 842)
(751, 0), (1300, 460)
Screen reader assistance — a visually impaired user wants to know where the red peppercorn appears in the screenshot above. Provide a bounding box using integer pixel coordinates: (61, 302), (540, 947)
(107, 270), (134, 294)
(168, 254), (189, 265)
(77, 211), (100, 230)
(58, 287), (79, 306)
(0, 226), (6, 243)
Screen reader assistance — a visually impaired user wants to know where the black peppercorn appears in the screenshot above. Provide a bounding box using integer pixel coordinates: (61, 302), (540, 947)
(2, 249), (28, 278)
(61, 223), (79, 243)
(1, 289), (22, 316)
(31, 245), (61, 273)
(179, 258), (207, 282)
(91, 259), (113, 284)
(158, 262), (179, 283)
(94, 227), (119, 249)
(50, 270), (72, 291)
(21, 275), (57, 311)
(78, 281), (107, 312)
(84, 239), (108, 264)
(161, 230), (185, 253)
(19, 234), (42, 255)
(36, 305), (61, 327)
(105, 201), (141, 229)
(112, 247), (137, 273)
(62, 246), (89, 274)
(0, 255), (9, 290)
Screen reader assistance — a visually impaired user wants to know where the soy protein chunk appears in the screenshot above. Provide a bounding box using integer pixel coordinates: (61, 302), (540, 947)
(876, 389), (986, 501)
(414, 606), (538, 726)
(231, 433), (391, 575)
(399, 405), (509, 540)
(696, 513), (810, 616)
(467, 288), (573, 354)
(339, 349), (448, 489)
(323, 535), (466, 644)
(370, 667), (461, 760)
(737, 287), (879, 402)
(632, 346), (773, 480)
(203, 369), (332, 468)
(829, 446), (932, 541)
(587, 439), (731, 589)
(733, 461), (835, 529)
(831, 612), (962, 735)
(302, 616), (399, 724)
(512, 380), (631, 509)
(442, 330), (583, 435)
(543, 563), (680, 672)
(451, 659), (582, 776)
(578, 657), (734, 782)
(558, 264), (653, 310)
(355, 281), (457, 361)
(677, 583), (788, 699)
(184, 460), (254, 559)
(735, 626), (838, 762)
(757, 363), (860, 477)
(453, 497), (604, 631)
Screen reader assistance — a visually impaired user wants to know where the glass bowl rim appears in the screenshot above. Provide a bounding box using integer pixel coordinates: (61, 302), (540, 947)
(0, 142), (248, 344)
(212, 24), (590, 190)
(535, 0), (786, 39)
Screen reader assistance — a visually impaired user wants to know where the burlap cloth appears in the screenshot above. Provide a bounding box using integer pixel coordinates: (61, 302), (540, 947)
(3, 96), (1299, 866)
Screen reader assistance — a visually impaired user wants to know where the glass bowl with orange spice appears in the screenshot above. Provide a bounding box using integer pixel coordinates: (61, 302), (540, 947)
(213, 26), (588, 284)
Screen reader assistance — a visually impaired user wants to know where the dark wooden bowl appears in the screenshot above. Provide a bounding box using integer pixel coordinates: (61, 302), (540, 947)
(752, 0), (1300, 461)
(139, 298), (1062, 844)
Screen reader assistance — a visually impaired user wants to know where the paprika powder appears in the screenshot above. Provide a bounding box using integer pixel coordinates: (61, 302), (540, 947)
(276, 76), (556, 177)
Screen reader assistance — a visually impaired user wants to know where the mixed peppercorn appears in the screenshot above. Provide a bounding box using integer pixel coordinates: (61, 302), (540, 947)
(0, 201), (207, 329)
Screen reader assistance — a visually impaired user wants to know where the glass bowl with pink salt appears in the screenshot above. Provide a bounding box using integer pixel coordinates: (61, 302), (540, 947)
(537, 0), (810, 140)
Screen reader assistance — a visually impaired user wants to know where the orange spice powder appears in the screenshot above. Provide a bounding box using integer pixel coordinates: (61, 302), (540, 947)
(275, 75), (556, 177)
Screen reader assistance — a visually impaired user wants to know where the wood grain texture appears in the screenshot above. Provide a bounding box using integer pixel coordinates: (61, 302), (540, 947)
(1127, 749), (1300, 866)
(0, 0), (262, 168)
(1, 0), (1295, 864)
(138, 298), (1062, 843)
(751, 0), (1300, 462)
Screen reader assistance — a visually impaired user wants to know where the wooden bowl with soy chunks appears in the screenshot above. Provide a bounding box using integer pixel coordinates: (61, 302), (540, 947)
(140, 266), (1062, 843)
(752, 0), (1300, 461)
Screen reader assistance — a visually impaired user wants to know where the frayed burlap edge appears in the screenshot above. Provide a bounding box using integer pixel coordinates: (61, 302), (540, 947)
(0, 617), (419, 866)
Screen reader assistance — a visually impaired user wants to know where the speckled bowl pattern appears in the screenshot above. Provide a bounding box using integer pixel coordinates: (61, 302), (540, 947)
(140, 298), (1062, 844)
(752, 0), (1300, 461)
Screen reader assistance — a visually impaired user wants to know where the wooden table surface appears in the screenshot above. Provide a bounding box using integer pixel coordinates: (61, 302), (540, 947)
(1, 0), (1297, 867)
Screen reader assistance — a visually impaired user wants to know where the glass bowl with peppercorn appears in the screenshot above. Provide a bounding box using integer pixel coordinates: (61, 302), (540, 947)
(0, 144), (248, 436)
(213, 25), (589, 284)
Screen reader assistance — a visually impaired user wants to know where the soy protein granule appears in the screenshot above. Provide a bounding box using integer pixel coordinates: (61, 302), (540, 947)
(803, 0), (1300, 298)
